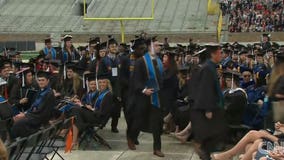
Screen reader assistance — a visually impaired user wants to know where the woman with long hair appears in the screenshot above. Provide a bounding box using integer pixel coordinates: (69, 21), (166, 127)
(69, 75), (113, 149)
(59, 35), (80, 63)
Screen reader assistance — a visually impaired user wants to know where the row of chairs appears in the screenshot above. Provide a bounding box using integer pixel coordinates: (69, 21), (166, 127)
(5, 117), (73, 160)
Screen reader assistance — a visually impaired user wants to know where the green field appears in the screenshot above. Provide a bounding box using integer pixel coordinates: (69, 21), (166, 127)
(21, 52), (39, 60)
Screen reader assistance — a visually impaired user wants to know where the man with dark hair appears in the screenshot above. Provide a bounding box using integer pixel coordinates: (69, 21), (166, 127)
(190, 43), (227, 160)
(11, 71), (56, 138)
(131, 36), (165, 157)
(39, 38), (57, 60)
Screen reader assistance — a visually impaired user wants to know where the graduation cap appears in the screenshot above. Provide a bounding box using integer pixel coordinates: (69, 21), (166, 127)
(193, 48), (207, 57)
(205, 43), (221, 53)
(239, 50), (248, 55)
(83, 72), (97, 91)
(63, 35), (72, 42)
(45, 38), (52, 44)
(255, 70), (269, 80)
(0, 77), (7, 86)
(96, 42), (108, 51)
(240, 67), (253, 74)
(97, 74), (109, 80)
(108, 38), (118, 45)
(131, 37), (146, 49)
(89, 37), (100, 45)
(178, 66), (189, 75)
(16, 67), (33, 87)
(77, 46), (87, 51)
(145, 36), (158, 46)
(7, 48), (19, 57)
(247, 54), (255, 59)
(262, 33), (270, 38)
(222, 49), (232, 55)
(36, 70), (51, 79)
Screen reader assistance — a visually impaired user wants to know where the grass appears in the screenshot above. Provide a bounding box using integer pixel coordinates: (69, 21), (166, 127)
(21, 52), (39, 60)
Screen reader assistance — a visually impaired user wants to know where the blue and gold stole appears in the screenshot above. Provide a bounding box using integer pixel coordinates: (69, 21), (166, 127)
(95, 89), (110, 110)
(28, 87), (51, 112)
(143, 52), (163, 108)
(82, 91), (98, 105)
(43, 47), (57, 59)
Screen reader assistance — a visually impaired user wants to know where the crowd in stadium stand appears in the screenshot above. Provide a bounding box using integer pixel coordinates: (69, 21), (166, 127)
(220, 0), (284, 32)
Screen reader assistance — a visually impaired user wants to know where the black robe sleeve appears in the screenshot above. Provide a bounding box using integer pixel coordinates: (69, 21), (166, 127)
(133, 58), (148, 94)
(194, 65), (219, 111)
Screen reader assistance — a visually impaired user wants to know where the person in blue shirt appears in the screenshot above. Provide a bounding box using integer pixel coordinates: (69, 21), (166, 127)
(39, 38), (57, 60)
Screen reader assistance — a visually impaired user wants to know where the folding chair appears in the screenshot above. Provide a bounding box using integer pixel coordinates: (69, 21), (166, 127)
(16, 130), (43, 160)
(6, 137), (27, 160)
(79, 117), (111, 150)
(43, 117), (74, 160)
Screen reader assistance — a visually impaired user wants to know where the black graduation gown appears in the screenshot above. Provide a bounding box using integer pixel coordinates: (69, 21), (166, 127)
(131, 57), (163, 133)
(160, 69), (178, 113)
(58, 48), (80, 63)
(70, 91), (113, 130)
(190, 60), (227, 143)
(9, 82), (38, 112)
(11, 88), (56, 138)
(88, 58), (112, 78)
(117, 53), (130, 107)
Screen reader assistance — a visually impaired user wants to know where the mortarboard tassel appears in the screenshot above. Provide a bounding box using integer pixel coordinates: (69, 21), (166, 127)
(63, 64), (66, 80)
(22, 73), (25, 87)
(82, 74), (85, 89)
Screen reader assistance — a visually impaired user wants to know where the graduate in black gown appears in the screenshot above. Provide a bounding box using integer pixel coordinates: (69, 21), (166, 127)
(125, 37), (147, 150)
(11, 71), (56, 138)
(190, 44), (227, 160)
(58, 35), (80, 64)
(0, 77), (14, 141)
(131, 37), (165, 157)
(9, 68), (38, 114)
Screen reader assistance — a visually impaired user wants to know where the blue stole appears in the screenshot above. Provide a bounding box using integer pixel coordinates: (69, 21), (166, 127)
(82, 91), (98, 105)
(28, 87), (51, 112)
(43, 47), (57, 59)
(0, 95), (7, 103)
(62, 49), (75, 63)
(143, 53), (163, 108)
(95, 89), (110, 110)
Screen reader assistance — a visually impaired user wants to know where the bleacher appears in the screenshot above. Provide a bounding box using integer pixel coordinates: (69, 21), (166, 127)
(0, 0), (218, 42)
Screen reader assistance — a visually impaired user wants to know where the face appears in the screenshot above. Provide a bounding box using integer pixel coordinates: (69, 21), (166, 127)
(88, 80), (97, 91)
(134, 44), (147, 57)
(0, 67), (9, 78)
(98, 79), (108, 91)
(25, 72), (33, 85)
(256, 56), (264, 64)
(67, 69), (74, 79)
(211, 49), (222, 63)
(46, 42), (52, 48)
(65, 40), (72, 48)
(109, 44), (118, 54)
(242, 71), (252, 83)
(162, 55), (169, 64)
(240, 54), (247, 61)
(99, 50), (106, 58)
(225, 77), (232, 88)
(149, 41), (161, 56)
(37, 77), (49, 89)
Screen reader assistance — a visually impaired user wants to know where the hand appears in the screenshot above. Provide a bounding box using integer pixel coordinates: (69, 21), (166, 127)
(144, 88), (154, 96)
(117, 97), (122, 102)
(13, 112), (25, 122)
(275, 122), (284, 130)
(85, 105), (94, 111)
(205, 112), (213, 119)
(19, 98), (28, 104)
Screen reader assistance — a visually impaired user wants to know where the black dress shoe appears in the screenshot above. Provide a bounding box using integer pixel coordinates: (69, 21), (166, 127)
(111, 128), (119, 133)
(153, 150), (165, 157)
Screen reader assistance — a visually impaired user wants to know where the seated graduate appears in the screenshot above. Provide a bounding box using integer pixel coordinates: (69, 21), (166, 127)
(69, 75), (113, 148)
(11, 71), (56, 138)
(0, 77), (14, 141)
(222, 70), (247, 126)
(9, 67), (38, 115)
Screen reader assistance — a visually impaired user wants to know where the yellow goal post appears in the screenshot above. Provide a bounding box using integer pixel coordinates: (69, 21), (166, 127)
(83, 0), (155, 42)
